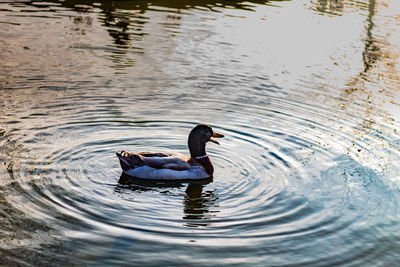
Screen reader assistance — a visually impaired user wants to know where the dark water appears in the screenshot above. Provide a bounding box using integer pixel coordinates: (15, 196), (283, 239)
(1, 0), (400, 265)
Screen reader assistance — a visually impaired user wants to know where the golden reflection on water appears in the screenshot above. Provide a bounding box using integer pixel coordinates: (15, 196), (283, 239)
(339, 17), (399, 172)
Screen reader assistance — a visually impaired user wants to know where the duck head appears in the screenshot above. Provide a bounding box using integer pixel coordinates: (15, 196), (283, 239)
(188, 124), (224, 158)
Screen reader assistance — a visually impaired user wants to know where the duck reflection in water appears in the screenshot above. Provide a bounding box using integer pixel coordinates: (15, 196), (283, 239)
(116, 174), (219, 227)
(183, 183), (219, 227)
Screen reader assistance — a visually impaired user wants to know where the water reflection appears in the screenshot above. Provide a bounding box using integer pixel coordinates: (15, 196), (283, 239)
(29, 0), (289, 12)
(17, 0), (290, 70)
(1, 0), (400, 265)
(311, 0), (381, 73)
(312, 0), (344, 15)
(183, 184), (219, 227)
(11, 0), (385, 75)
(117, 174), (217, 228)
(362, 0), (379, 73)
(311, 0), (369, 16)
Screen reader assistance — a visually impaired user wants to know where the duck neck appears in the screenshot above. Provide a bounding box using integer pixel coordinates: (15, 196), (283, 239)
(188, 138), (207, 158)
(188, 139), (214, 176)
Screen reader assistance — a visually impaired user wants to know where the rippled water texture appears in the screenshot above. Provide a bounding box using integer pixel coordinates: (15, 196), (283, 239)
(1, 0), (400, 265)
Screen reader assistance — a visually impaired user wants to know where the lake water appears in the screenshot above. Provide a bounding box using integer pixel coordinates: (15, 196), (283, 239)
(1, 0), (400, 265)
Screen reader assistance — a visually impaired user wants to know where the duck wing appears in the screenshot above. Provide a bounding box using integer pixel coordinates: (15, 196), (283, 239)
(140, 153), (191, 171)
(116, 151), (191, 171)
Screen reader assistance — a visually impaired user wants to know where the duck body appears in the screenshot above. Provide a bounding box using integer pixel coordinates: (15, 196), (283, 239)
(116, 124), (224, 180)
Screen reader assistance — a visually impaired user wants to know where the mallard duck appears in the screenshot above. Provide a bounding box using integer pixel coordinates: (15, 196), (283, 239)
(116, 124), (224, 180)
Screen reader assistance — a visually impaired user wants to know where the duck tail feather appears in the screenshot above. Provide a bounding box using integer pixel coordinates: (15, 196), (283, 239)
(115, 151), (146, 171)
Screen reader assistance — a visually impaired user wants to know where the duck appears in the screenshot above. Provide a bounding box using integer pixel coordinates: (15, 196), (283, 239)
(116, 124), (224, 180)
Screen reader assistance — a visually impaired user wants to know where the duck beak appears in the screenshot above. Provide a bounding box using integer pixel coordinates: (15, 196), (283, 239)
(210, 131), (224, 145)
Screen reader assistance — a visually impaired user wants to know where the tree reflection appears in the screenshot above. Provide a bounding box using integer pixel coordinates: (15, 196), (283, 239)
(310, 0), (380, 73)
(98, 1), (149, 48)
(362, 0), (379, 73)
(312, 0), (344, 16)
(25, 0), (289, 58)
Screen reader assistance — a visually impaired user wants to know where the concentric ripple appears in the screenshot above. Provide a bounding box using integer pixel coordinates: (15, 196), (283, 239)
(1, 0), (400, 266)
(2, 90), (400, 265)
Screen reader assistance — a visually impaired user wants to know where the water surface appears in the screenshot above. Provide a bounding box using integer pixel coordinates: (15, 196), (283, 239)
(1, 0), (400, 265)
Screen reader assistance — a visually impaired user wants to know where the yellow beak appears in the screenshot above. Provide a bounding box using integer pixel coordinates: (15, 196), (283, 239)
(210, 131), (224, 145)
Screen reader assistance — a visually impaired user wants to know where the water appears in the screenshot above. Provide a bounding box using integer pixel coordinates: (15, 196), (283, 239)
(1, 0), (400, 265)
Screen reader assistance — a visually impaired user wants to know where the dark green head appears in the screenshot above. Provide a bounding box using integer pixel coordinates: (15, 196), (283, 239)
(188, 124), (224, 158)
